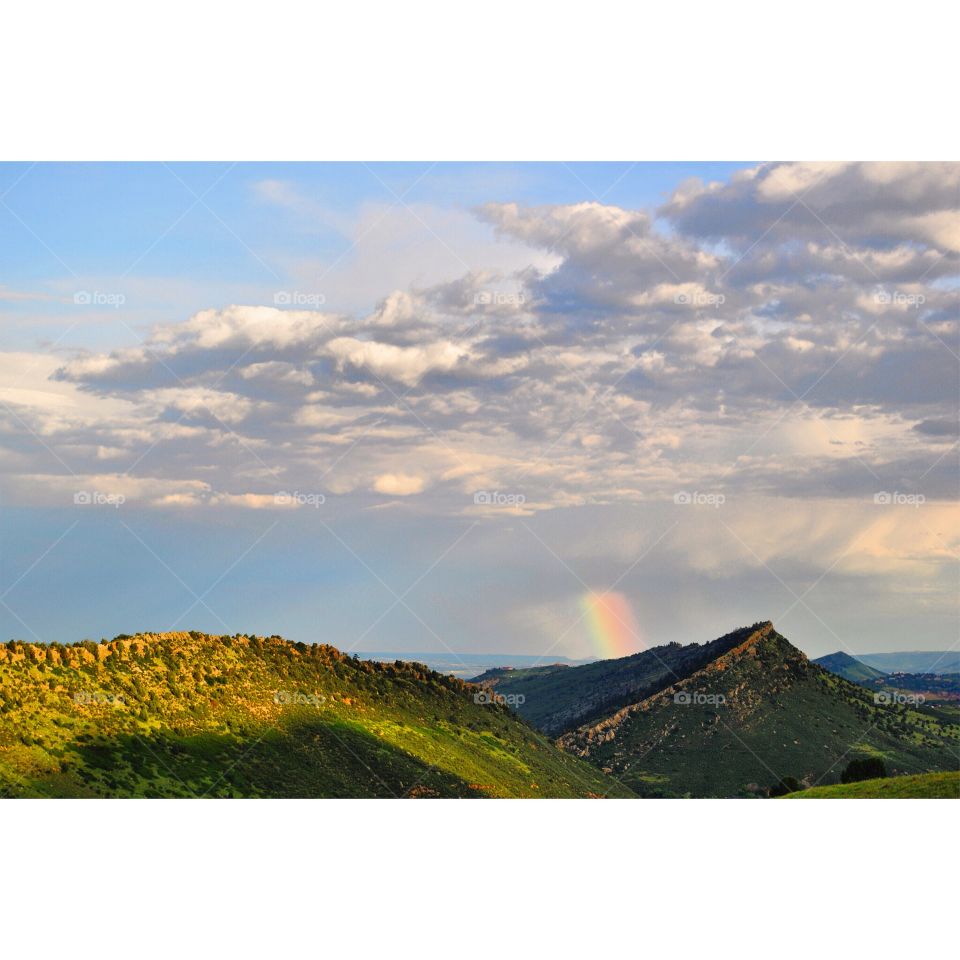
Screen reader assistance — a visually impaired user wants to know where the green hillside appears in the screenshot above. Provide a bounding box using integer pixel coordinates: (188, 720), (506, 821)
(557, 623), (960, 798)
(783, 771), (960, 798)
(473, 625), (762, 735)
(0, 633), (633, 799)
(813, 651), (888, 685)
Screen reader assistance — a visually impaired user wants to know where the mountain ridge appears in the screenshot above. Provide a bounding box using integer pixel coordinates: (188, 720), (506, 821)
(554, 623), (958, 797)
(478, 622), (959, 797)
(0, 632), (632, 799)
(472, 622), (772, 735)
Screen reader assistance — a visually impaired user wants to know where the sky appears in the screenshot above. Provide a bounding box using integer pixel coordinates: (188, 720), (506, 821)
(0, 161), (957, 661)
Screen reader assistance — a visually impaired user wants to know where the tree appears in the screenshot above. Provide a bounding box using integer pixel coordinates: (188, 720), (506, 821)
(841, 757), (887, 783)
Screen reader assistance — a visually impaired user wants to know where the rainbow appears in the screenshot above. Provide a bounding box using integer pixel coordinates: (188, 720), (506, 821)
(580, 591), (644, 659)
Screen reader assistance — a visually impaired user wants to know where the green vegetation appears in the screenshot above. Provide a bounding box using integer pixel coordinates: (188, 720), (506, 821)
(0, 633), (634, 798)
(548, 623), (959, 798)
(474, 626), (764, 735)
(841, 757), (887, 783)
(767, 776), (802, 798)
(813, 651), (888, 685)
(783, 771), (960, 799)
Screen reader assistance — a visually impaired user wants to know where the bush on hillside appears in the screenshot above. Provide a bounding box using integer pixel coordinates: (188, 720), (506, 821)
(841, 757), (887, 783)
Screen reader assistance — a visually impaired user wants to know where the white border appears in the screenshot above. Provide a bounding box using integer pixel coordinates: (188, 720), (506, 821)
(3, 1), (957, 159)
(3, 798), (958, 956)
(2, 1), (957, 949)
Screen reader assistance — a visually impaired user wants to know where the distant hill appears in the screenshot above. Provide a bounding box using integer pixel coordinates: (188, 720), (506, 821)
(360, 651), (591, 679)
(0, 633), (632, 799)
(479, 622), (959, 798)
(813, 651), (888, 685)
(783, 771), (960, 798)
(558, 624), (959, 797)
(858, 651), (960, 674)
(472, 626), (762, 735)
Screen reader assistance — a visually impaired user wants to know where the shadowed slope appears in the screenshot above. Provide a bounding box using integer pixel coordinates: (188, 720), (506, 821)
(473, 624), (764, 735)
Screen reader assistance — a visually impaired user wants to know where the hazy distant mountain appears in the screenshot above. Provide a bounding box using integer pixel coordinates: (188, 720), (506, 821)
(358, 650), (592, 679)
(0, 633), (630, 799)
(857, 651), (960, 674)
(813, 651), (888, 685)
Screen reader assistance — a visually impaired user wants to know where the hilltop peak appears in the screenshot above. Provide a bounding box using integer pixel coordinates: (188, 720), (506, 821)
(817, 651), (863, 666)
(813, 650), (888, 684)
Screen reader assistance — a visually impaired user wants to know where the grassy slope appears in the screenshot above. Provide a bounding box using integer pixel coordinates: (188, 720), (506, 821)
(0, 633), (633, 799)
(475, 625), (763, 735)
(558, 624), (960, 798)
(783, 771), (960, 798)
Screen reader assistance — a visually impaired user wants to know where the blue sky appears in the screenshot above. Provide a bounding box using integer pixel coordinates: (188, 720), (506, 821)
(1, 161), (957, 659)
(1, 162), (749, 342)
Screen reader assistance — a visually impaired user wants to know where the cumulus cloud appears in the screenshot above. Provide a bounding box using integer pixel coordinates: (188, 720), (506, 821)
(326, 337), (470, 386)
(662, 160), (960, 253)
(373, 472), (426, 496)
(1, 163), (956, 622)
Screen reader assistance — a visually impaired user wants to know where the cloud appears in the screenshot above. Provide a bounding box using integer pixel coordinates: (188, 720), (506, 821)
(662, 160), (960, 253)
(326, 337), (471, 386)
(141, 387), (254, 424)
(373, 472), (426, 496)
(3, 164), (956, 630)
(239, 361), (315, 387)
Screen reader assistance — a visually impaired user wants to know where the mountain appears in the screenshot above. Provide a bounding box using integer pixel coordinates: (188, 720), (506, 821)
(783, 770), (960, 799)
(0, 633), (633, 799)
(813, 651), (888, 685)
(857, 651), (960, 674)
(472, 625), (763, 735)
(481, 622), (958, 798)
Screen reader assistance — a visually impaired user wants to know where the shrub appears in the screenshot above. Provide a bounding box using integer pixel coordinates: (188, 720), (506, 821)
(841, 757), (887, 783)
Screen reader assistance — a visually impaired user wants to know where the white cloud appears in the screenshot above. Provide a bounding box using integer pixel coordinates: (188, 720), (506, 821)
(326, 337), (470, 386)
(3, 165), (955, 627)
(373, 472), (426, 496)
(239, 361), (314, 386)
(142, 387), (254, 424)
